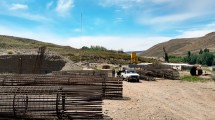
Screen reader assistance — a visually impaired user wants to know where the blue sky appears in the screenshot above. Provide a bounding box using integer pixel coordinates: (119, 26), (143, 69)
(0, 0), (215, 51)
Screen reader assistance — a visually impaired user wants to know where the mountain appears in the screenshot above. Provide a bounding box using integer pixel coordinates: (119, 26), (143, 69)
(0, 35), (130, 64)
(141, 32), (215, 57)
(125, 51), (145, 55)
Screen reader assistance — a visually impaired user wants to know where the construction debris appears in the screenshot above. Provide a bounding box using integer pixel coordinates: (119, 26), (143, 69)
(137, 64), (180, 80)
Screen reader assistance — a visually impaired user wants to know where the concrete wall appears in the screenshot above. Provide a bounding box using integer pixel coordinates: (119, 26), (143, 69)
(0, 55), (66, 74)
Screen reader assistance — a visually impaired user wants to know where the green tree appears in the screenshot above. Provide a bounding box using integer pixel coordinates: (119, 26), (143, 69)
(81, 46), (90, 50)
(213, 59), (215, 65)
(196, 54), (203, 64)
(189, 54), (198, 64)
(204, 48), (209, 53)
(184, 49), (215, 66)
(199, 49), (203, 54)
(184, 51), (191, 63)
(188, 51), (191, 57)
(90, 45), (107, 51)
(201, 52), (214, 66)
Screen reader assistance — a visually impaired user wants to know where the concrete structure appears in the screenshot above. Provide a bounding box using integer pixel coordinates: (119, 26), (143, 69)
(0, 55), (66, 74)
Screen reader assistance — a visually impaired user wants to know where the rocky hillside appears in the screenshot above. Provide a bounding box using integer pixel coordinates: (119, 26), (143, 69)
(141, 32), (215, 57)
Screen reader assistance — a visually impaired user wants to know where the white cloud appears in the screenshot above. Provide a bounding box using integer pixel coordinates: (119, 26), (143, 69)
(176, 29), (215, 38)
(19, 13), (50, 22)
(138, 13), (199, 25)
(73, 28), (81, 32)
(0, 24), (64, 45)
(100, 0), (215, 28)
(0, 11), (51, 23)
(0, 24), (171, 51)
(0, 2), (50, 23)
(151, 0), (173, 4)
(207, 23), (215, 27)
(1, 22), (215, 52)
(56, 0), (74, 15)
(100, 0), (144, 9)
(175, 22), (215, 38)
(10, 3), (28, 10)
(114, 17), (123, 23)
(46, 1), (54, 9)
(94, 18), (106, 26)
(66, 36), (171, 51)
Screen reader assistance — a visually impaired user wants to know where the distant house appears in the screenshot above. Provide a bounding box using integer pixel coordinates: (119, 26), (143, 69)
(162, 63), (193, 70)
(128, 63), (193, 70)
(137, 63), (153, 68)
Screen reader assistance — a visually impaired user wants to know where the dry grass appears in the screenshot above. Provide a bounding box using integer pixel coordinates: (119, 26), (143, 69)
(141, 32), (215, 57)
(0, 35), (131, 63)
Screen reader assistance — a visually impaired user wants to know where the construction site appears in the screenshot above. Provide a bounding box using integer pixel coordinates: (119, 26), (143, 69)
(0, 47), (214, 120)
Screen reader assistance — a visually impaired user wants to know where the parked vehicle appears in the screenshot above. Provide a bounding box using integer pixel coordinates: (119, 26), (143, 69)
(121, 70), (140, 82)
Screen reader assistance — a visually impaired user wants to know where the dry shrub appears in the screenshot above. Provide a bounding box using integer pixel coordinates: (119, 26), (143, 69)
(7, 50), (13, 54)
(212, 74), (215, 81)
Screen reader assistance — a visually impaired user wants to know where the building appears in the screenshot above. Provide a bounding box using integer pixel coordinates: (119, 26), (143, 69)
(162, 63), (193, 70)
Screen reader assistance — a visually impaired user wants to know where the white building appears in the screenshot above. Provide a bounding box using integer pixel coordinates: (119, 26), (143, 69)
(162, 63), (193, 70)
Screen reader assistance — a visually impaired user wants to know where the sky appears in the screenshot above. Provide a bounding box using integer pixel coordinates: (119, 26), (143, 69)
(0, 0), (215, 51)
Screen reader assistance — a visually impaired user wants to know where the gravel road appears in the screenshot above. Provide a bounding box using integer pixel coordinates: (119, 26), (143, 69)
(103, 80), (215, 120)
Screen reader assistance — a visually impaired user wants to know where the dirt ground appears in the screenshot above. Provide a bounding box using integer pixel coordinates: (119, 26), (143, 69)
(103, 80), (215, 120)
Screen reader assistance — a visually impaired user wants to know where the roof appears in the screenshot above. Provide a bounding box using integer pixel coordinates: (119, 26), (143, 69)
(162, 63), (193, 66)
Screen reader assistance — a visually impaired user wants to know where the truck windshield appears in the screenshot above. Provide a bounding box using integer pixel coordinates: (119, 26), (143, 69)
(127, 70), (136, 73)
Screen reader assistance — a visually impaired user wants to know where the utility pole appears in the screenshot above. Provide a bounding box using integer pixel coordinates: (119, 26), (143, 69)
(80, 13), (83, 63)
(18, 57), (22, 74)
(32, 46), (46, 74)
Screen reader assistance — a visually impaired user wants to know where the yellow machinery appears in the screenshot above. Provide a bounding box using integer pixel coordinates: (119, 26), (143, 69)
(131, 52), (138, 64)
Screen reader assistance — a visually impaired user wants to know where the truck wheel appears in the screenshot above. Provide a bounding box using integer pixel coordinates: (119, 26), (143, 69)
(136, 79), (139, 82)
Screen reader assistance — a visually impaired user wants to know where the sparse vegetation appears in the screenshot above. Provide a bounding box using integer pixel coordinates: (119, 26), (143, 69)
(7, 51), (13, 54)
(184, 49), (215, 66)
(181, 75), (211, 82)
(169, 55), (184, 63)
(81, 45), (108, 51)
(0, 35), (132, 64)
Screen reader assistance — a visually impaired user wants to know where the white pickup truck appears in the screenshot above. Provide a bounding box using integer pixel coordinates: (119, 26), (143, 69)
(121, 70), (140, 82)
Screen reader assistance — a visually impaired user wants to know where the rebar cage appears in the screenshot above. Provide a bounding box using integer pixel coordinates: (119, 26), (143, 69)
(0, 86), (103, 120)
(0, 74), (123, 99)
(0, 70), (123, 119)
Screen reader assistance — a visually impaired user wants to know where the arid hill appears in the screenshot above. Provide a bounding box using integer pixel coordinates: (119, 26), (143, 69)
(0, 35), (130, 64)
(141, 32), (215, 57)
